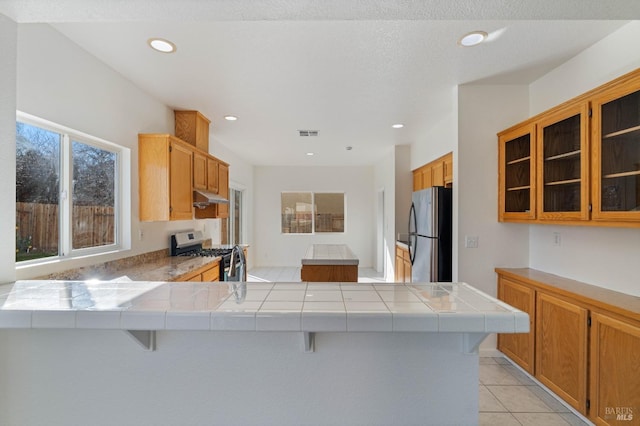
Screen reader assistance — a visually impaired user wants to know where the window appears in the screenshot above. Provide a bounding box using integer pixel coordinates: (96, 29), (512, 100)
(281, 192), (345, 234)
(15, 113), (125, 263)
(227, 187), (244, 245)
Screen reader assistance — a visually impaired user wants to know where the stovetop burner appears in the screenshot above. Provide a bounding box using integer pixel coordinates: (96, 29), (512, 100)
(178, 248), (233, 258)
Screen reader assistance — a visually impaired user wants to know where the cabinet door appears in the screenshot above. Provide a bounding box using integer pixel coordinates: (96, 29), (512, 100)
(589, 313), (640, 425)
(591, 74), (640, 222)
(413, 170), (422, 191)
(139, 135), (171, 222)
(497, 277), (536, 375)
(498, 123), (536, 221)
(443, 154), (453, 186)
(193, 152), (207, 190)
(537, 103), (590, 221)
(216, 163), (229, 219)
(535, 292), (588, 414)
(207, 157), (219, 193)
(432, 161), (444, 186)
(403, 257), (412, 283)
(395, 249), (404, 282)
(421, 166), (432, 189)
(169, 141), (194, 220)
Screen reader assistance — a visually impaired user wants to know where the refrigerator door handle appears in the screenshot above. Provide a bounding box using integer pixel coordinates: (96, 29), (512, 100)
(408, 203), (417, 265)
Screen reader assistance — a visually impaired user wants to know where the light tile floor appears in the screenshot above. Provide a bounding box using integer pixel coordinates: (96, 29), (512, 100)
(247, 267), (595, 426)
(479, 357), (592, 426)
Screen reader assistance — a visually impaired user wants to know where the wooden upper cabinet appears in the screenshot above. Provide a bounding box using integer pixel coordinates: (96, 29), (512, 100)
(168, 141), (195, 220)
(537, 102), (590, 221)
(413, 168), (423, 191)
(413, 152), (453, 191)
(498, 68), (640, 226)
(207, 157), (219, 193)
(139, 134), (193, 221)
(443, 154), (453, 186)
(175, 110), (211, 152)
(591, 72), (640, 222)
(432, 161), (444, 187)
(217, 162), (230, 219)
(193, 151), (207, 191)
(194, 159), (229, 220)
(498, 122), (536, 221)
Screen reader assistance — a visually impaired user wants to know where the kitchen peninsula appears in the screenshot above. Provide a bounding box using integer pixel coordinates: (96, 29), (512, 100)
(0, 279), (527, 426)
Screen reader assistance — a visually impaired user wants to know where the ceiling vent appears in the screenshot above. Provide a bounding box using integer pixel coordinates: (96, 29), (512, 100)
(299, 130), (319, 137)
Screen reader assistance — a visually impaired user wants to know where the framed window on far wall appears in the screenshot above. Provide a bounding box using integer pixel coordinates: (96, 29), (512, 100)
(281, 192), (345, 234)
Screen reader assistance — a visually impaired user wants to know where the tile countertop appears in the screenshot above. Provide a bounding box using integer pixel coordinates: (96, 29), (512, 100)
(301, 244), (359, 266)
(0, 281), (528, 334)
(102, 255), (221, 282)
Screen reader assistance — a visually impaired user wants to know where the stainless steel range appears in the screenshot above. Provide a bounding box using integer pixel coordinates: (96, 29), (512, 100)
(170, 230), (246, 282)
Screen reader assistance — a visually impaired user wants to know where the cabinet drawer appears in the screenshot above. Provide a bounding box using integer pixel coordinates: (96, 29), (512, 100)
(201, 262), (220, 282)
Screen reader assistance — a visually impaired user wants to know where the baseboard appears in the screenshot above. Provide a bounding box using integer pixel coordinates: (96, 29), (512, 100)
(479, 348), (503, 357)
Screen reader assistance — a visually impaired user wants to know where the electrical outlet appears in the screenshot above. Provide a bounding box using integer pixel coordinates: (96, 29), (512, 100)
(553, 232), (561, 246)
(138, 229), (144, 241)
(465, 236), (479, 248)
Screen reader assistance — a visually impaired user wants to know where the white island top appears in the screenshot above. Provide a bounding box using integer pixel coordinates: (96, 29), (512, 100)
(0, 280), (527, 334)
(301, 244), (359, 265)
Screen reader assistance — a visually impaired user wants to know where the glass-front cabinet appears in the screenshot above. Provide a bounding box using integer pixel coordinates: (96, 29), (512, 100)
(591, 76), (640, 221)
(536, 103), (590, 221)
(498, 122), (536, 221)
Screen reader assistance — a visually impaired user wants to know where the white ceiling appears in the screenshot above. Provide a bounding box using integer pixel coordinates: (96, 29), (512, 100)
(2, 1), (639, 166)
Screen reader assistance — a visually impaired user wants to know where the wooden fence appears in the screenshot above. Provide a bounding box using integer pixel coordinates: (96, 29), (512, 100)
(16, 202), (114, 253)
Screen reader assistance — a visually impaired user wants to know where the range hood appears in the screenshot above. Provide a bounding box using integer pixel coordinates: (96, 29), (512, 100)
(193, 189), (229, 209)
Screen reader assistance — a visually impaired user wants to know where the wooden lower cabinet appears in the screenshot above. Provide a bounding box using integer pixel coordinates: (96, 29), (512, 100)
(176, 261), (220, 282)
(395, 245), (411, 283)
(589, 313), (640, 426)
(496, 268), (640, 423)
(300, 264), (358, 282)
(535, 292), (588, 414)
(497, 277), (535, 375)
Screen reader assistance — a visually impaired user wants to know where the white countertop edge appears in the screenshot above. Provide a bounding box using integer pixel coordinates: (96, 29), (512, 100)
(0, 280), (529, 333)
(0, 309), (529, 333)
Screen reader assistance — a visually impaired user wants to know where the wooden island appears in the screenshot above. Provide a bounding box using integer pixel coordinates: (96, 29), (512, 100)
(300, 244), (359, 282)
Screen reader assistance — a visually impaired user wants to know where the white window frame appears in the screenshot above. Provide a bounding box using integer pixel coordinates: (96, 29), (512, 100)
(16, 111), (131, 267)
(281, 191), (346, 235)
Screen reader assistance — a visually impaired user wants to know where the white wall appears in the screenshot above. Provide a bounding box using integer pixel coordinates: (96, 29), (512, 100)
(253, 166), (374, 268)
(528, 21), (640, 296)
(12, 24), (212, 279)
(457, 84), (531, 354)
(0, 15), (17, 284)
(394, 145), (412, 241)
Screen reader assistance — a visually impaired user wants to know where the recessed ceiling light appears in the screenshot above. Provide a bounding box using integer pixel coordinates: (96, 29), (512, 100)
(224, 115), (238, 121)
(392, 123), (404, 129)
(148, 38), (176, 53)
(306, 152), (314, 156)
(458, 31), (488, 47)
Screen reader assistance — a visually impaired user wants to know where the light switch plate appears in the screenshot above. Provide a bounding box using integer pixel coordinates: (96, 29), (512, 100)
(465, 236), (479, 248)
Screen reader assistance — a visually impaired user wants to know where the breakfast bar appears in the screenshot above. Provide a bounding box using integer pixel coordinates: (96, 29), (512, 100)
(0, 279), (528, 426)
(300, 244), (359, 282)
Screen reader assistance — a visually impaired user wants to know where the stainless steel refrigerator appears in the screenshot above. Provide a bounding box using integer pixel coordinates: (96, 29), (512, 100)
(408, 187), (452, 282)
